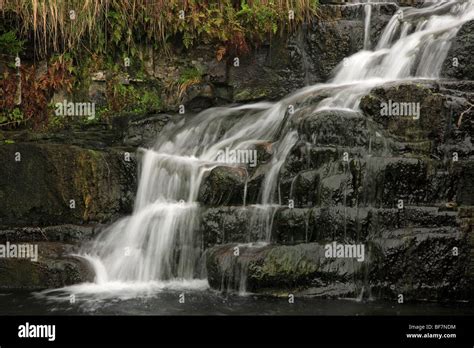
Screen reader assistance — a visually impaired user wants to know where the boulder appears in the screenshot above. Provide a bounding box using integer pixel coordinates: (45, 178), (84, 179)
(0, 242), (94, 290)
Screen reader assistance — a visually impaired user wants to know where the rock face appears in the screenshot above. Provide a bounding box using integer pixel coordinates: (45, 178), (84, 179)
(306, 4), (398, 82)
(121, 114), (172, 148)
(442, 21), (474, 81)
(227, 38), (307, 102)
(205, 207), (472, 300)
(170, 3), (398, 105)
(0, 111), (181, 227)
(0, 142), (136, 226)
(203, 80), (474, 302)
(0, 115), (162, 289)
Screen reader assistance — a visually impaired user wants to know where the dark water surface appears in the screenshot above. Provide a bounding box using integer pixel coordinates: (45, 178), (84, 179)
(1, 290), (473, 316)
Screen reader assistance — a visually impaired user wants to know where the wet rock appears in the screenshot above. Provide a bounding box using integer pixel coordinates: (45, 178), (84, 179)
(205, 242), (364, 293)
(275, 206), (459, 245)
(307, 19), (364, 81)
(204, 216), (471, 300)
(0, 242), (94, 290)
(453, 161), (474, 206)
(273, 208), (311, 244)
(306, 4), (398, 81)
(310, 207), (370, 243)
(361, 82), (445, 140)
(182, 83), (215, 112)
(317, 171), (353, 206)
(198, 144), (273, 206)
(360, 80), (473, 156)
(198, 166), (247, 206)
(1, 111), (172, 150)
(201, 205), (279, 246)
(443, 21), (474, 80)
(121, 113), (172, 147)
(363, 157), (430, 206)
(282, 144), (338, 179)
(227, 39), (306, 102)
(367, 207), (459, 235)
(318, 3), (398, 19)
(0, 225), (102, 244)
(369, 225), (472, 301)
(205, 59), (227, 84)
(297, 110), (370, 147)
(360, 157), (465, 207)
(201, 207), (252, 247)
(280, 169), (319, 207)
(0, 143), (137, 226)
(281, 153), (463, 209)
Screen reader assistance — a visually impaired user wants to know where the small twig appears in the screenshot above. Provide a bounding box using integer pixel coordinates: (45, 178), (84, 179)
(457, 102), (474, 128)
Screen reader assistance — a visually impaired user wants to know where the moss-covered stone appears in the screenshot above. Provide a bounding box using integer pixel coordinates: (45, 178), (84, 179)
(0, 242), (94, 290)
(0, 143), (136, 226)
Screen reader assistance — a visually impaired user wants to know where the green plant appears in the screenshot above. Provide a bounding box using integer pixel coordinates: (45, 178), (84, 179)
(135, 90), (162, 113)
(0, 54), (74, 129)
(0, 0), (319, 59)
(177, 67), (203, 100)
(178, 67), (202, 85)
(102, 77), (162, 119)
(0, 31), (24, 57)
(0, 107), (23, 126)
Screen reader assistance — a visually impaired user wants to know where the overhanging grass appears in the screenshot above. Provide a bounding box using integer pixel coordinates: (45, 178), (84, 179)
(0, 0), (319, 58)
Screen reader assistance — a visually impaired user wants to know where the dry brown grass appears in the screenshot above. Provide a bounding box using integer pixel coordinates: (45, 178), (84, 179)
(1, 0), (319, 58)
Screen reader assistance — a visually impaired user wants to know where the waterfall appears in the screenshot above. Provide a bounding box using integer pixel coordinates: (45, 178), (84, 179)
(60, 0), (474, 296)
(364, 0), (372, 50)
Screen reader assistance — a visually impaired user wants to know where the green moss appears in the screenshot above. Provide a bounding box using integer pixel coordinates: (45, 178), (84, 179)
(234, 87), (269, 102)
(179, 67), (203, 84)
(252, 246), (318, 282)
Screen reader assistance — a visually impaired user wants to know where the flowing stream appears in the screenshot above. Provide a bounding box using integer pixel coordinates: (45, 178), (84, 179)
(39, 0), (474, 300)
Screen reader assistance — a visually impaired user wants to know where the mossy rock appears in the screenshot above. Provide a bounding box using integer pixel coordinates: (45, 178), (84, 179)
(0, 242), (94, 290)
(0, 143), (136, 226)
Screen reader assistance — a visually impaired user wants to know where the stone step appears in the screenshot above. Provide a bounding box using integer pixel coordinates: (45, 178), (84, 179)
(0, 224), (102, 244)
(205, 230), (471, 301)
(200, 205), (460, 247)
(198, 158), (471, 209)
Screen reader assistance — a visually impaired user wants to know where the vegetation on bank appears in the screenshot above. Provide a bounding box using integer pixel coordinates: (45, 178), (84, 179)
(0, 0), (319, 130)
(1, 0), (318, 57)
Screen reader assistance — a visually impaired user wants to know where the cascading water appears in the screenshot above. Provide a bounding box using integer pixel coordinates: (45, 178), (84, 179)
(364, 0), (372, 50)
(44, 0), (474, 297)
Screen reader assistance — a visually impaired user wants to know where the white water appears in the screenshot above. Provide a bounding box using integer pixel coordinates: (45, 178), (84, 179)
(41, 0), (474, 299)
(364, 0), (372, 49)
